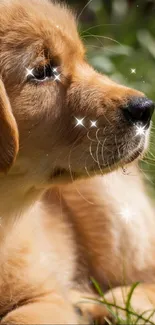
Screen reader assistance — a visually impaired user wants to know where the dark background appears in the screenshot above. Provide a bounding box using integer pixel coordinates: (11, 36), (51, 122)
(64, 0), (155, 197)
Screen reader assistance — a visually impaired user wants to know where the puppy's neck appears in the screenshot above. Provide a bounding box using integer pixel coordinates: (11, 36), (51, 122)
(0, 168), (45, 222)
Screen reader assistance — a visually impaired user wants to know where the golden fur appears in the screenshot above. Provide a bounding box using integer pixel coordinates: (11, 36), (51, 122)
(0, 0), (154, 323)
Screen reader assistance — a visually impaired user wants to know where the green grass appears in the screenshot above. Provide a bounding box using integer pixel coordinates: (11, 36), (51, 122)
(85, 279), (155, 324)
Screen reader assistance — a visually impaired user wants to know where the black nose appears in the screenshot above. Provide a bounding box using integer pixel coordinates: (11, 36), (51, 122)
(123, 97), (154, 127)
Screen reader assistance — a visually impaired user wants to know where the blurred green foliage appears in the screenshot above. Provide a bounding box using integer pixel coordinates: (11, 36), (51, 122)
(66, 0), (155, 196)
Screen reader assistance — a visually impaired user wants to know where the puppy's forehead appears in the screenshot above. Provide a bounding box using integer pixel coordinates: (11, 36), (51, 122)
(0, 0), (84, 56)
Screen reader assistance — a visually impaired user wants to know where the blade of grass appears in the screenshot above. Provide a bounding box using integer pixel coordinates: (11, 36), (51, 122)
(125, 282), (140, 323)
(135, 308), (155, 324)
(90, 277), (104, 297)
(85, 296), (155, 324)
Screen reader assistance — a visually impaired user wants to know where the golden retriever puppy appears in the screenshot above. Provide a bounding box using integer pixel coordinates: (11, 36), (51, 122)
(0, 0), (154, 323)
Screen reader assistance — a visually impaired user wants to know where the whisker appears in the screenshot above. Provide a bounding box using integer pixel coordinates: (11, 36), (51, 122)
(138, 165), (155, 185)
(147, 150), (155, 160)
(103, 114), (113, 127)
(77, 0), (93, 22)
(142, 161), (155, 167)
(101, 138), (107, 167)
(69, 166), (94, 205)
(96, 128), (102, 144)
(115, 135), (121, 160)
(96, 140), (103, 175)
(85, 44), (126, 55)
(68, 138), (94, 205)
(84, 157), (97, 178)
(82, 33), (123, 47)
(81, 23), (120, 36)
(95, 128), (104, 175)
(84, 164), (92, 178)
(89, 141), (98, 163)
(81, 33), (104, 48)
(87, 129), (97, 142)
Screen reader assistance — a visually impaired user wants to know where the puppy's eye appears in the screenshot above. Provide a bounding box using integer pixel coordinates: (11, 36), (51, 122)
(27, 64), (55, 82)
(33, 64), (53, 80)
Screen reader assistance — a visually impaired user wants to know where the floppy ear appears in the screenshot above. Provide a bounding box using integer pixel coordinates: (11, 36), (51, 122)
(0, 79), (19, 173)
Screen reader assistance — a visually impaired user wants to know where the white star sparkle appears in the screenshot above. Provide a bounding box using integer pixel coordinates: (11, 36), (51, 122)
(135, 124), (145, 136)
(119, 203), (136, 223)
(26, 68), (34, 78)
(130, 68), (136, 74)
(90, 120), (97, 128)
(54, 74), (61, 82)
(52, 67), (58, 73)
(75, 117), (85, 127)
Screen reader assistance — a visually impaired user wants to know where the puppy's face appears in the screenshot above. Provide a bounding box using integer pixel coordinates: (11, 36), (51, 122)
(0, 0), (154, 184)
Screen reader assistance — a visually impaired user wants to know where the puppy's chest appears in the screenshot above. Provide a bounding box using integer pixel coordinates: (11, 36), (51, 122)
(0, 216), (76, 317)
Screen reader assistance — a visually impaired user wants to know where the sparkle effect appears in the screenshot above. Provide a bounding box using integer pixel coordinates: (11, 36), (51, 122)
(75, 117), (85, 127)
(119, 203), (136, 223)
(52, 67), (58, 73)
(26, 67), (61, 82)
(26, 68), (34, 78)
(54, 74), (61, 82)
(90, 120), (97, 128)
(75, 118), (98, 128)
(135, 124), (146, 136)
(130, 68), (136, 74)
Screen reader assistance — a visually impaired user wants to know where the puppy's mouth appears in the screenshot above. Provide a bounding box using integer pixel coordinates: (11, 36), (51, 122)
(50, 129), (148, 182)
(88, 132), (147, 174)
(107, 136), (146, 169)
(124, 140), (146, 165)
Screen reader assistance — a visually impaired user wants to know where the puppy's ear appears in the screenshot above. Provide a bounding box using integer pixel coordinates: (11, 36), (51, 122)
(0, 79), (19, 173)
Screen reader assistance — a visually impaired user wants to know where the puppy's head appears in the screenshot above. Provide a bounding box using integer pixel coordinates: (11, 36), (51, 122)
(0, 0), (154, 184)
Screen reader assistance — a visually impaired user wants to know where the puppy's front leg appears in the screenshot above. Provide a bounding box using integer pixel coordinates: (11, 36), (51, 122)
(1, 293), (84, 325)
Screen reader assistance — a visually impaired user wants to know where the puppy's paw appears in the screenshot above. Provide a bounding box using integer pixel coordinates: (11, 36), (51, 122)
(74, 301), (115, 324)
(70, 289), (116, 324)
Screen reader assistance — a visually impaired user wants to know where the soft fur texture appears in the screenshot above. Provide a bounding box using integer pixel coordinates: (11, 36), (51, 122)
(0, 0), (154, 324)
